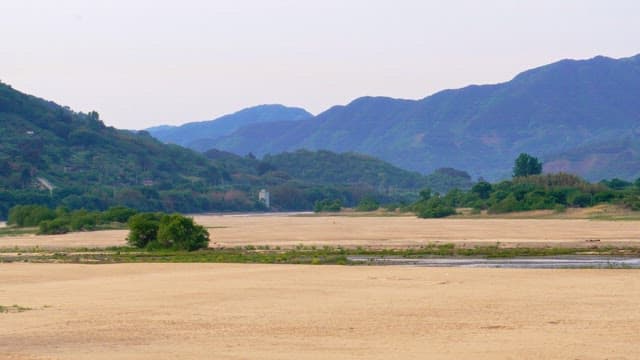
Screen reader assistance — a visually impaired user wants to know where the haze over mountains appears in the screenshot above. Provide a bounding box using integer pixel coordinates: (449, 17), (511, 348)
(147, 105), (312, 151)
(149, 54), (640, 181)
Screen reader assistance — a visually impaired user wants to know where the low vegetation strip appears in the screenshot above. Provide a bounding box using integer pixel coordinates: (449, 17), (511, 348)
(0, 305), (32, 314)
(1, 244), (638, 265)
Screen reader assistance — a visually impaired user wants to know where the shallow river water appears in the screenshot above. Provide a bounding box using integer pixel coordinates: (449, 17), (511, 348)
(348, 256), (640, 269)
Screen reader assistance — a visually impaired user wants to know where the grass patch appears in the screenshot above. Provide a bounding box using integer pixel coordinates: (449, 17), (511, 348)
(1, 244), (639, 265)
(0, 305), (33, 313)
(0, 227), (37, 237)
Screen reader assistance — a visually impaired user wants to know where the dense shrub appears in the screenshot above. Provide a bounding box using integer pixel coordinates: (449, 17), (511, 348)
(415, 197), (456, 218)
(38, 218), (70, 235)
(101, 206), (137, 223)
(356, 197), (380, 212)
(68, 210), (99, 231)
(410, 171), (640, 217)
(314, 199), (342, 212)
(621, 192), (640, 210)
(127, 213), (163, 248)
(7, 205), (55, 227)
(155, 214), (210, 251)
(127, 213), (209, 251)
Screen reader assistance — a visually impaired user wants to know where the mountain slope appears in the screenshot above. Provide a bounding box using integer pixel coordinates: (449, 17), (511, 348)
(147, 104), (312, 151)
(544, 135), (640, 181)
(207, 54), (640, 180)
(0, 82), (223, 191)
(263, 149), (473, 193)
(205, 148), (473, 196)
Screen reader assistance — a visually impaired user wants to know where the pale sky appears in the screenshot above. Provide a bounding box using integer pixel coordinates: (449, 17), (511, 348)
(1, 0), (639, 129)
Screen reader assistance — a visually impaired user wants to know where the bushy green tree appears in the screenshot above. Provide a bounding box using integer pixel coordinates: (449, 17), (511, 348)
(314, 199), (342, 212)
(38, 218), (70, 235)
(68, 210), (99, 231)
(7, 205), (55, 227)
(127, 212), (209, 251)
(101, 206), (137, 223)
(471, 181), (492, 199)
(155, 214), (210, 251)
(513, 153), (542, 177)
(356, 197), (380, 211)
(127, 213), (162, 248)
(415, 197), (456, 218)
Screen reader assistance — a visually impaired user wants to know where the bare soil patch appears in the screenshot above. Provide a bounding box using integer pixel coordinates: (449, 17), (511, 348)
(1, 263), (639, 359)
(1, 215), (640, 249)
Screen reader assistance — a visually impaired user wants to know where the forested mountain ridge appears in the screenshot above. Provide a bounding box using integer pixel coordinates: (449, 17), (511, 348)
(147, 104), (312, 151)
(203, 147), (475, 211)
(262, 150), (473, 194)
(0, 82), (471, 217)
(0, 81), (221, 191)
(202, 54), (640, 180)
(0, 81), (233, 216)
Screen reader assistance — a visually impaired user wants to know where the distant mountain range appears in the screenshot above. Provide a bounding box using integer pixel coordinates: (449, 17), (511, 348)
(1, 81), (475, 217)
(147, 105), (312, 151)
(151, 54), (640, 181)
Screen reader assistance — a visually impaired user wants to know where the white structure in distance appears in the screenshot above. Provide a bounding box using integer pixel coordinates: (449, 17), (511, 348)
(259, 189), (270, 209)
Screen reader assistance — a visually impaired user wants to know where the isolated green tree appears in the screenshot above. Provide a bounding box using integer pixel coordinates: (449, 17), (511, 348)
(471, 181), (492, 199)
(513, 153), (542, 177)
(127, 213), (162, 248)
(155, 214), (210, 251)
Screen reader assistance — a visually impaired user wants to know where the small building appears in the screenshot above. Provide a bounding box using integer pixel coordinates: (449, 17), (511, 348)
(142, 179), (154, 187)
(259, 189), (270, 208)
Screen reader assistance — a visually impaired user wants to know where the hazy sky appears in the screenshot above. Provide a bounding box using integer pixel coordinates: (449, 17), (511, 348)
(1, 0), (639, 129)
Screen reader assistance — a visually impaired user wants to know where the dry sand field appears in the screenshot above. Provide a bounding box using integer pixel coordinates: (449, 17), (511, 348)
(2, 215), (640, 359)
(1, 214), (639, 249)
(1, 263), (639, 359)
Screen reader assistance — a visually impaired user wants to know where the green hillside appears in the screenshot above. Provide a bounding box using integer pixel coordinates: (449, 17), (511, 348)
(0, 81), (469, 218)
(263, 150), (473, 194)
(0, 82), (234, 217)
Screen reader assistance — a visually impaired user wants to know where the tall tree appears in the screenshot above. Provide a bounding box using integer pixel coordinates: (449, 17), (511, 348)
(513, 153), (542, 177)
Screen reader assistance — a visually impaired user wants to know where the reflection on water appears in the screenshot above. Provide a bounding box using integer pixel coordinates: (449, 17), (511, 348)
(348, 256), (640, 269)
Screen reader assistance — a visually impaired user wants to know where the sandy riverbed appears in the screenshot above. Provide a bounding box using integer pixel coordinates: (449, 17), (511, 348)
(1, 263), (638, 359)
(1, 215), (639, 249)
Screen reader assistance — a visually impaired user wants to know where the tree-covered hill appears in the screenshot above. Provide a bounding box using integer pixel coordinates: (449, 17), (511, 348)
(544, 135), (640, 181)
(202, 148), (473, 210)
(147, 104), (312, 151)
(0, 82), (222, 191)
(0, 82), (235, 217)
(203, 54), (640, 180)
(262, 150), (472, 193)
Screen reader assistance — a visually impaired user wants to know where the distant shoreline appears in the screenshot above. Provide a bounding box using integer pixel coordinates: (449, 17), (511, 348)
(190, 211), (313, 217)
